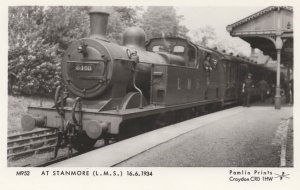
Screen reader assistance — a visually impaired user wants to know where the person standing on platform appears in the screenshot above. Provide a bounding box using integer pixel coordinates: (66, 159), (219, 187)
(257, 79), (270, 102)
(289, 79), (293, 105)
(242, 73), (254, 107)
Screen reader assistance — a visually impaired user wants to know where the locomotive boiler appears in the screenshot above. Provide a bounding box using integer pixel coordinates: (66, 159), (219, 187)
(21, 7), (276, 155)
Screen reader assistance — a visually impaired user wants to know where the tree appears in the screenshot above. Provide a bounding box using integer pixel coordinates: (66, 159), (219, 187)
(213, 38), (238, 54)
(141, 6), (189, 40)
(8, 6), (61, 96)
(8, 6), (92, 96)
(113, 6), (142, 27)
(191, 25), (216, 47)
(41, 6), (90, 50)
(190, 25), (247, 56)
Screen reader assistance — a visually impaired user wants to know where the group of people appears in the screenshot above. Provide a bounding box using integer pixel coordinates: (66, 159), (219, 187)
(202, 53), (293, 107)
(241, 73), (294, 107)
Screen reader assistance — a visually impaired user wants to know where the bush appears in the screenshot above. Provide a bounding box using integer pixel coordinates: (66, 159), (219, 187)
(8, 6), (89, 96)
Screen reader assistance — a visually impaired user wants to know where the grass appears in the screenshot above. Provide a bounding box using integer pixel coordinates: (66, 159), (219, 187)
(7, 95), (67, 167)
(8, 95), (53, 134)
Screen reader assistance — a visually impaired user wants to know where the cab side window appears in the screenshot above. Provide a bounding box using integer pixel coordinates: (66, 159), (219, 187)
(173, 45), (185, 53)
(152, 45), (168, 52)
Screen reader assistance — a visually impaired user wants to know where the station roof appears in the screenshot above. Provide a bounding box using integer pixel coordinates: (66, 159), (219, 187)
(226, 6), (293, 67)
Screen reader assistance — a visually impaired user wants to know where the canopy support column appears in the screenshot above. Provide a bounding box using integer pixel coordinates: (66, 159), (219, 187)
(274, 36), (283, 109)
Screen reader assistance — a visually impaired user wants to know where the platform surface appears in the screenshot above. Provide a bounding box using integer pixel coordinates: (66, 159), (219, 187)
(117, 106), (292, 167)
(51, 104), (293, 167)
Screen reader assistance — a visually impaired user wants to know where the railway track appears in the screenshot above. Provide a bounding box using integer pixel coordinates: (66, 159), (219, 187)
(7, 129), (58, 160)
(7, 128), (112, 166)
(26, 153), (78, 167)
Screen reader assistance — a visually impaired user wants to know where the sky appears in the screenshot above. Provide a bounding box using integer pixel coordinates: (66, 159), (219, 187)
(176, 7), (265, 56)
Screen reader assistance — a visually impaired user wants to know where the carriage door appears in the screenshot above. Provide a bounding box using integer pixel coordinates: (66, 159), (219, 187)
(238, 63), (248, 93)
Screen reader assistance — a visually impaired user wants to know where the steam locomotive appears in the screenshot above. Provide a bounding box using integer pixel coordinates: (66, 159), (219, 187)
(21, 7), (276, 155)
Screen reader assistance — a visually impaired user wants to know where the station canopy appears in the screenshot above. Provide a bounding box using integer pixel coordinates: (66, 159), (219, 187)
(226, 6), (293, 67)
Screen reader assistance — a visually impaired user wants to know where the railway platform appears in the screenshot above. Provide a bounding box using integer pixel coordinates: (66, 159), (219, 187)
(50, 101), (293, 167)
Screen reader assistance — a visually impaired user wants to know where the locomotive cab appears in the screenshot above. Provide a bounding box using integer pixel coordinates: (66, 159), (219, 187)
(146, 37), (198, 68)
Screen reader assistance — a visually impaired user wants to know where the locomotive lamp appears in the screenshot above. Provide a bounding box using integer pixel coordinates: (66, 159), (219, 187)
(77, 41), (88, 57)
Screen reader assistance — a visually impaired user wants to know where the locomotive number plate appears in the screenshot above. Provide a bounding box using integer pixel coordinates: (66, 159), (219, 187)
(75, 64), (93, 72)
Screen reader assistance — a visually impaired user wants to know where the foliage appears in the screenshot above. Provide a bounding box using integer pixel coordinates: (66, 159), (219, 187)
(212, 38), (240, 55)
(107, 6), (143, 44)
(141, 6), (189, 40)
(113, 6), (142, 27)
(190, 25), (246, 56)
(191, 25), (216, 47)
(41, 6), (90, 50)
(9, 7), (58, 96)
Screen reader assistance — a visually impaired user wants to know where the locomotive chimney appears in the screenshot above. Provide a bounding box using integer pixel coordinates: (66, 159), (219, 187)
(89, 7), (109, 39)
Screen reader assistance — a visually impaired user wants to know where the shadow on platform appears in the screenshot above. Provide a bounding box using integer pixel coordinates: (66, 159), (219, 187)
(250, 97), (293, 108)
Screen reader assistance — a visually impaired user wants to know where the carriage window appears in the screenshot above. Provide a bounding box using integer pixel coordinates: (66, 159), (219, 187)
(177, 78), (181, 90)
(173, 46), (185, 53)
(187, 78), (192, 89)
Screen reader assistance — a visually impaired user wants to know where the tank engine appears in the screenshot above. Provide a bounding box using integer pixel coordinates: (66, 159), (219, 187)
(21, 7), (186, 154)
(21, 7), (276, 156)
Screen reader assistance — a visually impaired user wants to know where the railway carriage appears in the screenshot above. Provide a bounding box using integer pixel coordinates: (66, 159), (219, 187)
(21, 7), (276, 154)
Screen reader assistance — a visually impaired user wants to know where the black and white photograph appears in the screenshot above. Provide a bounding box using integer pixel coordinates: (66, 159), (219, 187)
(1, 1), (298, 190)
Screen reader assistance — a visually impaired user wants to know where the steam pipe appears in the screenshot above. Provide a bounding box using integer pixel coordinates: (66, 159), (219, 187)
(129, 59), (143, 109)
(133, 69), (144, 109)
